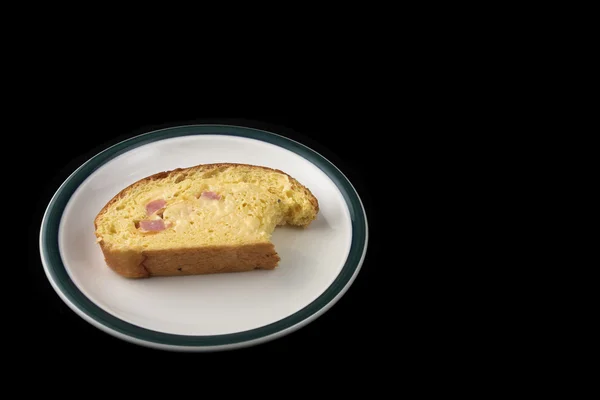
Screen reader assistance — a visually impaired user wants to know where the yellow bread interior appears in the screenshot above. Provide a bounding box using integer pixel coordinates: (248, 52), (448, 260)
(94, 164), (319, 253)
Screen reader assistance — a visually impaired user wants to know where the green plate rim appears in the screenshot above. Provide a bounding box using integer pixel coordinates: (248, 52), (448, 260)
(39, 124), (368, 349)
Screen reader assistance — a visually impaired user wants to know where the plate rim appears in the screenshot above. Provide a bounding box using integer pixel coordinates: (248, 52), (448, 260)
(39, 124), (368, 351)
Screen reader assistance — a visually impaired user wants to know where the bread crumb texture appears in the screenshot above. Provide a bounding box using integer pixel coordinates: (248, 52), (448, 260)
(95, 163), (319, 255)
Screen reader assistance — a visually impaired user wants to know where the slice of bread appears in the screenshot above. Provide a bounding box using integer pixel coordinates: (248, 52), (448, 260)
(94, 163), (319, 278)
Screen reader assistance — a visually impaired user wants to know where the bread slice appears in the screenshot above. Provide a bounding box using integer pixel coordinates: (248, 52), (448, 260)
(94, 163), (319, 278)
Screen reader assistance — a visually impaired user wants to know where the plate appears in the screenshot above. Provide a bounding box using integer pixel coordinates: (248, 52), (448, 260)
(39, 124), (368, 351)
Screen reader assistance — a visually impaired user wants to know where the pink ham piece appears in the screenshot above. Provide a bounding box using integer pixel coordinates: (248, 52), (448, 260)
(201, 191), (221, 200)
(146, 199), (166, 215)
(138, 219), (166, 232)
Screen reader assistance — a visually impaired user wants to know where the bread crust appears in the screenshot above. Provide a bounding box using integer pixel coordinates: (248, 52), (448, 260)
(100, 242), (279, 278)
(94, 163), (314, 278)
(99, 241), (149, 278)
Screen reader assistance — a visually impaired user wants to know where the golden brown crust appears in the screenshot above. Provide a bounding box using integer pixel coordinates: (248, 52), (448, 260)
(99, 241), (149, 278)
(98, 241), (279, 278)
(94, 163), (319, 233)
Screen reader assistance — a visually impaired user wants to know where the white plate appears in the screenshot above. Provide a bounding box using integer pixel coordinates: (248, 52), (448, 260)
(39, 124), (368, 351)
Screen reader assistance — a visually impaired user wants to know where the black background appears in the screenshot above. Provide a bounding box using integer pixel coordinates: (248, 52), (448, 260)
(28, 108), (387, 362)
